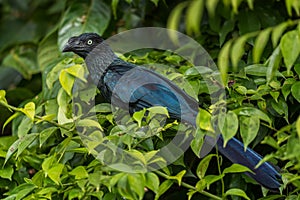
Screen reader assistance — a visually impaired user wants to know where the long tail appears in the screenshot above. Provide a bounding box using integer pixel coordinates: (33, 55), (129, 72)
(217, 137), (281, 190)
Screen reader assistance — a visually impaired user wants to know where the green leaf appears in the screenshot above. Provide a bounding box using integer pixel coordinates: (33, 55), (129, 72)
(272, 21), (290, 47)
(111, 0), (119, 19)
(39, 127), (58, 147)
(167, 2), (188, 32)
(69, 166), (88, 179)
(196, 154), (215, 179)
(291, 81), (300, 103)
(127, 174), (145, 199)
(47, 163), (64, 185)
(145, 173), (160, 193)
(191, 128), (205, 157)
(94, 103), (112, 113)
(231, 0), (243, 13)
(59, 69), (75, 96)
(147, 106), (170, 118)
(186, 0), (204, 35)
(296, 116), (300, 140)
(222, 163), (252, 174)
(218, 40), (232, 85)
(168, 170), (186, 186)
(280, 30), (300, 74)
(238, 11), (260, 35)
(231, 35), (249, 68)
(239, 116), (260, 151)
(0, 165), (14, 180)
(77, 119), (103, 131)
(281, 78), (296, 100)
(3, 112), (20, 133)
(267, 46), (282, 83)
(17, 133), (38, 158)
(197, 108), (214, 132)
(219, 20), (235, 46)
(38, 29), (60, 71)
(4, 139), (20, 165)
(133, 109), (146, 127)
(58, 0), (111, 50)
(154, 180), (173, 200)
(19, 102), (35, 121)
(65, 64), (87, 82)
(2, 45), (39, 79)
(218, 111), (239, 147)
(233, 107), (272, 125)
(225, 188), (251, 200)
(206, 0), (219, 17)
(253, 28), (271, 63)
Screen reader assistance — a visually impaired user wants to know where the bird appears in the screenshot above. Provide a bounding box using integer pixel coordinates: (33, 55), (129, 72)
(62, 32), (281, 190)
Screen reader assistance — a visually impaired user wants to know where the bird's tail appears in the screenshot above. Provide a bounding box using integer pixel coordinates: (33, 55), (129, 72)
(217, 137), (281, 190)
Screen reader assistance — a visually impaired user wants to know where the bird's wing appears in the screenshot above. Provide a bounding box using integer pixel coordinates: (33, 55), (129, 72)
(109, 66), (198, 121)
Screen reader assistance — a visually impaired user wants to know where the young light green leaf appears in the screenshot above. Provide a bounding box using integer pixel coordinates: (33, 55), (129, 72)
(253, 28), (271, 63)
(168, 170), (186, 186)
(291, 81), (300, 103)
(65, 64), (87, 82)
(239, 116), (260, 151)
(296, 116), (300, 140)
(127, 174), (145, 199)
(218, 40), (232, 85)
(59, 69), (75, 96)
(3, 112), (20, 133)
(191, 128), (205, 157)
(69, 166), (88, 179)
(233, 107), (272, 125)
(218, 111), (239, 147)
(231, 35), (249, 69)
(47, 163), (64, 185)
(225, 188), (251, 200)
(186, 0), (204, 35)
(20, 102), (35, 121)
(197, 108), (214, 132)
(145, 172), (160, 193)
(222, 163), (252, 174)
(196, 154), (215, 179)
(272, 21), (289, 47)
(231, 0), (243, 13)
(267, 46), (282, 83)
(133, 109), (146, 127)
(205, 0), (219, 17)
(77, 119), (103, 131)
(0, 165), (14, 180)
(154, 180), (173, 200)
(280, 30), (300, 74)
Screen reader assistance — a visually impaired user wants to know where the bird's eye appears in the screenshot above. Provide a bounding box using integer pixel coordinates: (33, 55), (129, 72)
(87, 39), (93, 45)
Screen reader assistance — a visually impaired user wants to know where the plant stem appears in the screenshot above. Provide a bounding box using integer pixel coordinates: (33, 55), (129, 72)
(154, 170), (222, 200)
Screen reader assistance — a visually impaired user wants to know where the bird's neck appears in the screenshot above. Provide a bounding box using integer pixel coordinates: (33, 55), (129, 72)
(85, 42), (118, 85)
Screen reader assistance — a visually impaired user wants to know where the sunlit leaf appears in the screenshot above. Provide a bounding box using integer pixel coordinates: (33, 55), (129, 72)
(218, 111), (239, 147)
(253, 28), (271, 63)
(218, 40), (232, 85)
(280, 30), (300, 74)
(239, 116), (260, 151)
(225, 188), (251, 200)
(291, 81), (300, 103)
(196, 154), (215, 179)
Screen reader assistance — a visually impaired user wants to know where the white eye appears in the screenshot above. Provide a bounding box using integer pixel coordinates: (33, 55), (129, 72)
(87, 39), (93, 45)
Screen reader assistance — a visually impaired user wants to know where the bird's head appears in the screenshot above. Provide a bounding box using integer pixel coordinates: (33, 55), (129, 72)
(62, 33), (104, 58)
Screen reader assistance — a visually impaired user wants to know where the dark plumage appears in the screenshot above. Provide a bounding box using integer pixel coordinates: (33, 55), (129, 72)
(63, 33), (282, 190)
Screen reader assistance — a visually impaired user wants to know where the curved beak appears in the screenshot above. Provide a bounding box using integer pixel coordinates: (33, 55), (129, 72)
(62, 42), (73, 52)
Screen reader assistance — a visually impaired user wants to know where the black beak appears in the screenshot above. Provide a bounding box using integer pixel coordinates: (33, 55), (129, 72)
(62, 42), (73, 52)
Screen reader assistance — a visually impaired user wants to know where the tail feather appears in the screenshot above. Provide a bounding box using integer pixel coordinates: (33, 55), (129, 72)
(217, 137), (281, 190)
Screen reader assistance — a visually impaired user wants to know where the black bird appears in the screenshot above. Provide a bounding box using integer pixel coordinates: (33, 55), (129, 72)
(63, 33), (281, 190)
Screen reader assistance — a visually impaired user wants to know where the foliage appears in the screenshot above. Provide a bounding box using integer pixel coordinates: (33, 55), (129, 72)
(1, 0), (300, 199)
